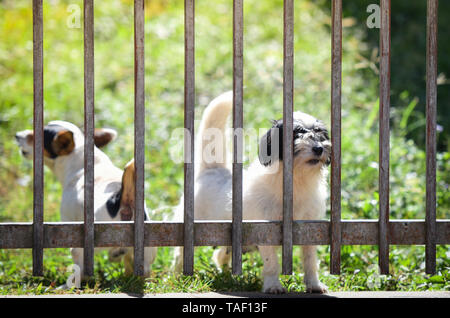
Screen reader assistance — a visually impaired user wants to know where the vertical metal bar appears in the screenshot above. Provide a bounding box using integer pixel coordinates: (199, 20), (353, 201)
(83, 0), (95, 278)
(232, 0), (244, 276)
(330, 0), (342, 275)
(134, 0), (145, 276)
(32, 0), (44, 277)
(282, 0), (294, 275)
(183, 0), (195, 276)
(425, 0), (438, 275)
(378, 0), (391, 275)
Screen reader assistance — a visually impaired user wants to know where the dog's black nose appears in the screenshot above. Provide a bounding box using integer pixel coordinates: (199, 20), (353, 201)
(312, 146), (323, 156)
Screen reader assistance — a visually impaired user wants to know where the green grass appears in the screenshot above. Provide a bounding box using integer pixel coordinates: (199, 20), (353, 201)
(1, 246), (449, 295)
(0, 0), (449, 295)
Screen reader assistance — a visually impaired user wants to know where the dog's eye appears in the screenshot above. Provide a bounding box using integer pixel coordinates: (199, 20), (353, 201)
(296, 127), (307, 134)
(319, 130), (329, 141)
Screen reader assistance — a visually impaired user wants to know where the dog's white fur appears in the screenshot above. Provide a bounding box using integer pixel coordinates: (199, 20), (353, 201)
(16, 120), (157, 279)
(173, 92), (329, 294)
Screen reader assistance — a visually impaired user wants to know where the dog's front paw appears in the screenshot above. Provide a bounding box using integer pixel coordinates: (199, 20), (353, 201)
(263, 276), (286, 294)
(264, 285), (287, 294)
(305, 281), (328, 294)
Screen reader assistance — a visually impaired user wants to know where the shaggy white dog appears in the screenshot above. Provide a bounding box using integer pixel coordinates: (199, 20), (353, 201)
(173, 92), (331, 293)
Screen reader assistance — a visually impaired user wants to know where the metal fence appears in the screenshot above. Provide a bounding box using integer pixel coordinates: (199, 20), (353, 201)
(0, 0), (449, 280)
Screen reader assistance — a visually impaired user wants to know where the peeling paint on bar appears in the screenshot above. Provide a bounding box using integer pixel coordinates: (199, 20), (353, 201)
(425, 0), (438, 276)
(83, 0), (95, 278)
(183, 0), (195, 276)
(330, 0), (342, 275)
(378, 0), (391, 275)
(232, 0), (244, 276)
(133, 0), (146, 277)
(32, 0), (44, 277)
(282, 0), (294, 276)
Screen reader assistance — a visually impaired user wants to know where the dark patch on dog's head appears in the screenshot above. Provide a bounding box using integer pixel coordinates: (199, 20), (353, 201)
(258, 116), (331, 167)
(44, 125), (64, 158)
(43, 124), (116, 159)
(43, 124), (75, 159)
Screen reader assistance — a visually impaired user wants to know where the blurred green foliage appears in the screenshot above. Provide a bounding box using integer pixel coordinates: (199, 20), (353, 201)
(0, 0), (448, 294)
(320, 0), (450, 152)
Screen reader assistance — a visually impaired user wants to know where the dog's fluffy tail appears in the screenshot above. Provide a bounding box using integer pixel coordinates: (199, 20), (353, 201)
(197, 91), (233, 173)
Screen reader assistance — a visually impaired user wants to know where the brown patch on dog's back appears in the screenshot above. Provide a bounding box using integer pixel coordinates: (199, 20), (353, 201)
(120, 159), (135, 221)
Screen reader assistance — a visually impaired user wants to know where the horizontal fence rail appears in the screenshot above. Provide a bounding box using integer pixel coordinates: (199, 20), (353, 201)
(1, 220), (449, 248)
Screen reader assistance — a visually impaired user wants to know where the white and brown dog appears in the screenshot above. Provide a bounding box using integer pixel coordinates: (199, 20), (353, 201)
(173, 92), (331, 294)
(15, 120), (157, 279)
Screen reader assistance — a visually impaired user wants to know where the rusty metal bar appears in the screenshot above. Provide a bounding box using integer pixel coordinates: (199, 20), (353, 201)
(378, 0), (391, 275)
(425, 0), (438, 275)
(282, 0), (294, 275)
(83, 0), (95, 278)
(232, 0), (244, 276)
(133, 0), (146, 276)
(32, 0), (44, 277)
(1, 220), (449, 249)
(184, 0), (195, 276)
(330, 0), (342, 275)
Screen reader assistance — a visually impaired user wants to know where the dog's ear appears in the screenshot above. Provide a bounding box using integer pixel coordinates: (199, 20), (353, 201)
(51, 130), (75, 156)
(94, 128), (117, 148)
(27, 134), (34, 145)
(15, 129), (35, 145)
(258, 124), (282, 167)
(119, 159), (136, 221)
